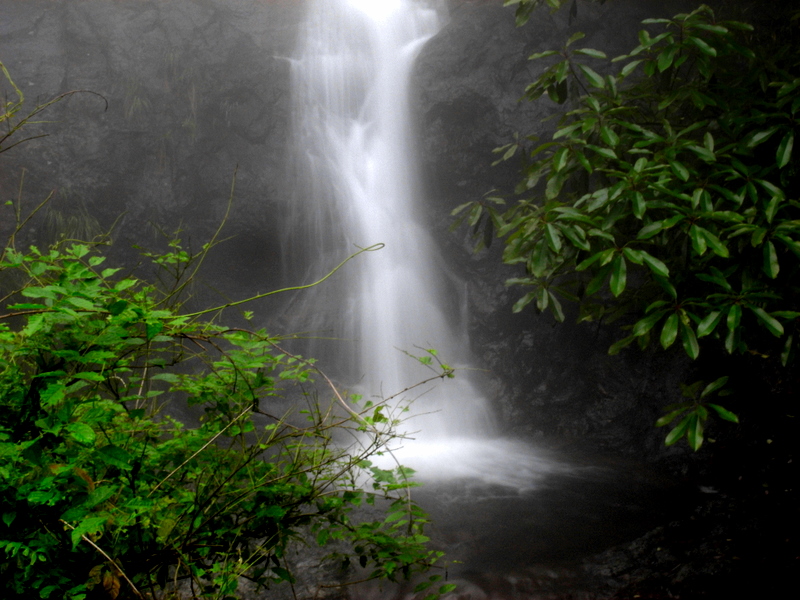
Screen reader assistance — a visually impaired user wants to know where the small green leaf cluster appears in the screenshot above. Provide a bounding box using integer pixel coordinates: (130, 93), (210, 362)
(457, 5), (800, 448)
(0, 239), (442, 600)
(656, 376), (738, 451)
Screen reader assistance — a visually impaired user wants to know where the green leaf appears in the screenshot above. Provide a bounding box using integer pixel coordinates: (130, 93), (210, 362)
(688, 35), (717, 57)
(701, 228), (730, 258)
(600, 125), (619, 148)
(727, 304), (742, 331)
(700, 376), (729, 398)
(640, 251), (670, 277)
(566, 31), (586, 47)
(576, 248), (614, 271)
(586, 145), (617, 160)
(690, 225), (707, 256)
(85, 486), (116, 509)
(669, 160), (690, 182)
(67, 423), (96, 445)
(707, 403), (739, 423)
(776, 131), (794, 168)
(632, 191), (646, 219)
(704, 131), (714, 153)
(633, 310), (668, 337)
(512, 291), (536, 313)
(657, 47), (676, 72)
(548, 290), (565, 322)
(637, 221), (664, 240)
(620, 60), (642, 77)
(530, 239), (549, 277)
(765, 194), (782, 224)
(608, 334), (636, 355)
(96, 445), (134, 470)
(749, 306), (784, 337)
(697, 311), (722, 338)
(536, 286), (549, 312)
(586, 263), (612, 296)
(545, 169), (569, 199)
(622, 247), (643, 264)
(574, 48), (607, 59)
(665, 414), (691, 446)
(680, 321), (700, 359)
(660, 313), (679, 349)
(553, 123), (582, 140)
(686, 413), (704, 451)
(659, 274), (678, 298)
(70, 517), (107, 549)
(21, 286), (57, 300)
(656, 407), (687, 427)
(609, 254), (627, 297)
(107, 300), (128, 316)
(529, 50), (560, 60)
(552, 146), (569, 172)
(781, 333), (794, 366)
(561, 225), (591, 251)
(688, 144), (715, 162)
(746, 126), (779, 148)
(73, 372), (105, 382)
(763, 241), (780, 278)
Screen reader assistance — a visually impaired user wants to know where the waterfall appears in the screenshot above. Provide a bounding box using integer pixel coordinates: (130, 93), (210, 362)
(288, 0), (556, 487)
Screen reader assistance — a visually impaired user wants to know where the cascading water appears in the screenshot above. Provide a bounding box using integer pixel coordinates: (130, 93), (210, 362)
(288, 0), (558, 487)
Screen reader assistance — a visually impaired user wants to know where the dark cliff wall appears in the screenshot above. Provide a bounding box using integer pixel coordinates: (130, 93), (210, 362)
(1, 0), (304, 309)
(1, 0), (749, 458)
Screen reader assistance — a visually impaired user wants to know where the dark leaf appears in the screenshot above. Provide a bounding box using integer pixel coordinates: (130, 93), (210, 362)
(707, 403), (740, 423)
(660, 313), (679, 349)
(609, 254), (627, 297)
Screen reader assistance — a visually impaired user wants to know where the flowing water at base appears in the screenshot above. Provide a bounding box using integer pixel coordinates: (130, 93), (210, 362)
(349, 453), (686, 600)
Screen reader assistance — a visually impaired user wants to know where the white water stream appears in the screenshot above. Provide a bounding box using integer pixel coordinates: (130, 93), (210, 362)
(290, 0), (559, 487)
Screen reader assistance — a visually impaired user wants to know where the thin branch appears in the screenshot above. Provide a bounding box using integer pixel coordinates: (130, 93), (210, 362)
(179, 243), (385, 319)
(166, 166), (239, 305)
(59, 520), (145, 600)
(148, 405), (253, 496)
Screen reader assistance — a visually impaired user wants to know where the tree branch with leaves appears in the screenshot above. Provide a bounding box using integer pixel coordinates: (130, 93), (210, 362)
(455, 4), (800, 449)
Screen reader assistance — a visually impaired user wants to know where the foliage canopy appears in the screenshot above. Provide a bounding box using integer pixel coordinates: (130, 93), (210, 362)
(455, 4), (800, 449)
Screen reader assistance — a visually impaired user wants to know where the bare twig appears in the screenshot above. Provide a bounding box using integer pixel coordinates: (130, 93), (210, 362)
(148, 404), (253, 496)
(179, 243), (385, 319)
(59, 520), (145, 600)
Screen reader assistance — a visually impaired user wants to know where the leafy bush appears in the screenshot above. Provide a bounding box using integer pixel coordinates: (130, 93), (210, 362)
(455, 5), (800, 448)
(0, 62), (442, 600)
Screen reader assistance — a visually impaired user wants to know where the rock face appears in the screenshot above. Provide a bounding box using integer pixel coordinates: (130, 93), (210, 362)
(0, 0), (694, 454)
(1, 0), (303, 302)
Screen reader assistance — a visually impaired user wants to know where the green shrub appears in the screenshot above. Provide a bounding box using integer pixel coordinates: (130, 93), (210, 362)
(0, 61), (441, 600)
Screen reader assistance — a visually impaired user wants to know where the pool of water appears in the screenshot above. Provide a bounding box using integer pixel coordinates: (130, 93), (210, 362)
(351, 448), (687, 600)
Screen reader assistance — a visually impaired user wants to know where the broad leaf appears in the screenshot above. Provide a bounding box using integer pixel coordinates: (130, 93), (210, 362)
(680, 321), (700, 359)
(776, 130), (794, 168)
(660, 313), (679, 349)
(749, 306), (784, 337)
(707, 403), (740, 423)
(609, 254), (627, 297)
